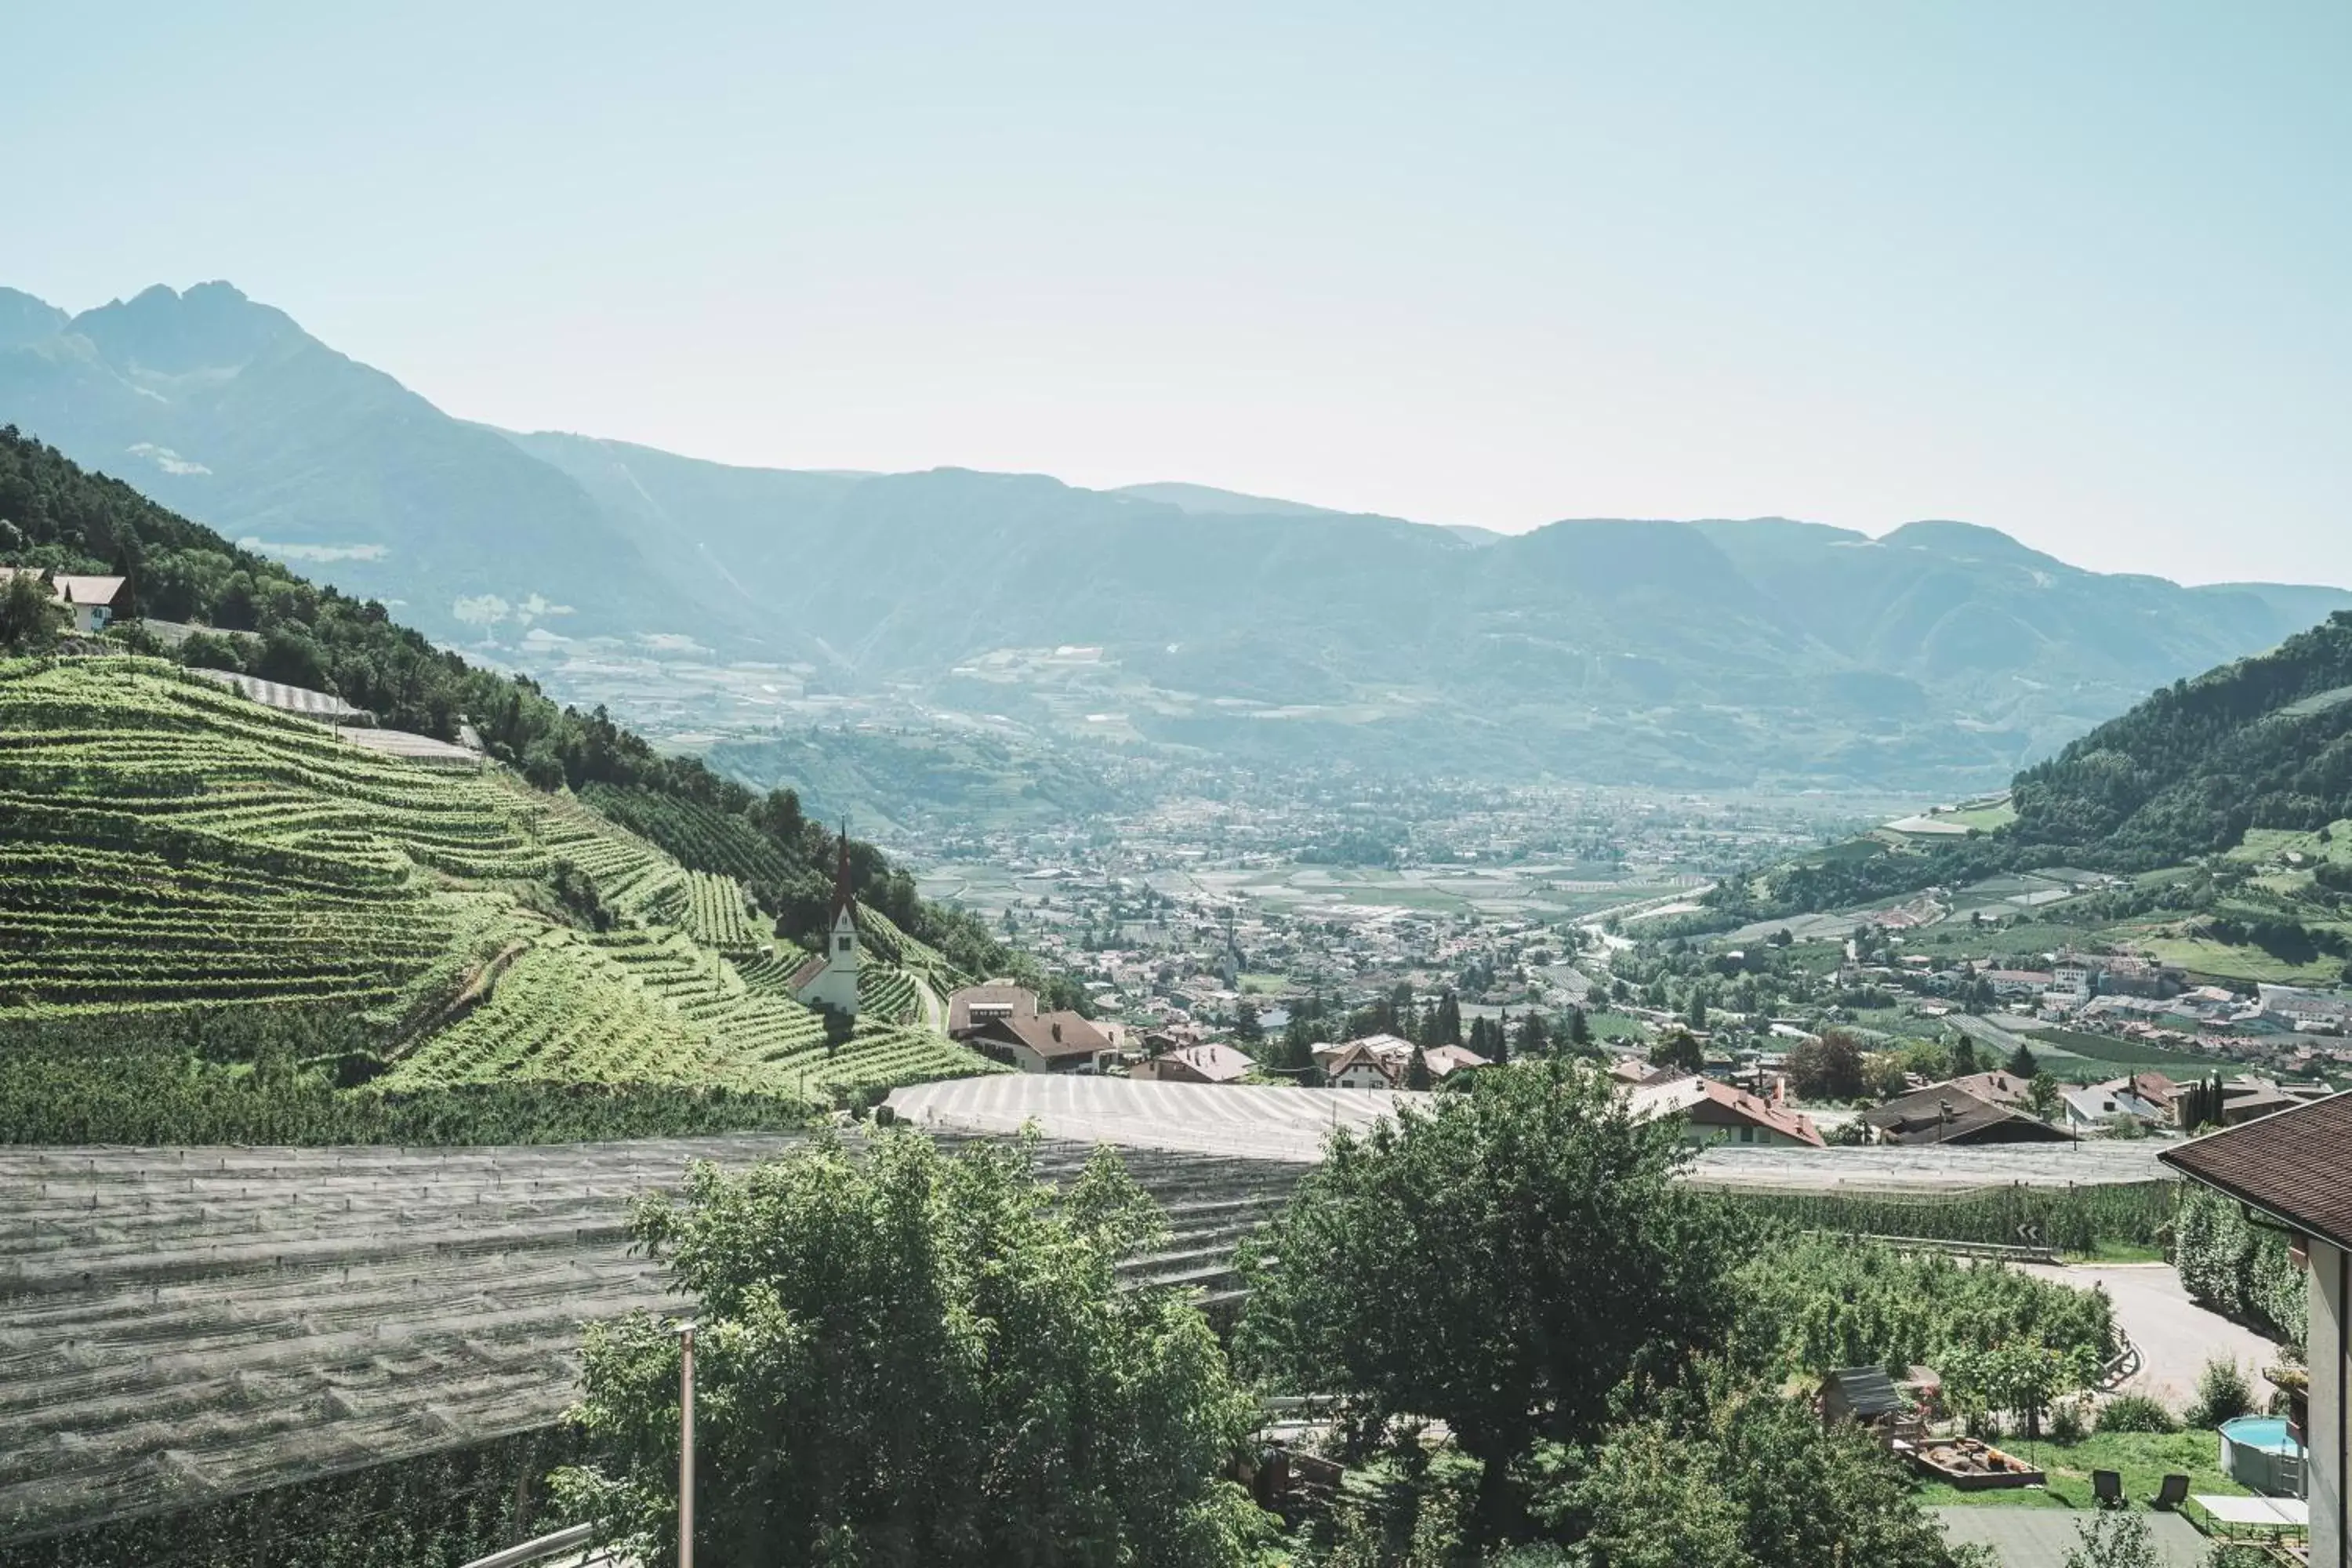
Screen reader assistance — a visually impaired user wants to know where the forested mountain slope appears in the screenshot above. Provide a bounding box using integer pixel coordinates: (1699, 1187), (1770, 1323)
(1708, 610), (2352, 924)
(0, 283), (715, 652)
(2007, 610), (2352, 868)
(7, 281), (2345, 789)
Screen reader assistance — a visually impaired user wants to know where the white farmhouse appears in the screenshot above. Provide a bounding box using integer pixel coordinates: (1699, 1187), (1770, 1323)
(0, 568), (126, 633)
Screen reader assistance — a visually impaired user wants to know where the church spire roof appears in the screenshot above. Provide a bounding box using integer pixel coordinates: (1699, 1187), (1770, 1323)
(830, 823), (858, 924)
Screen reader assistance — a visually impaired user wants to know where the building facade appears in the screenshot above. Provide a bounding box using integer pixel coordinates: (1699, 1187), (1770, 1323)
(791, 831), (862, 1017)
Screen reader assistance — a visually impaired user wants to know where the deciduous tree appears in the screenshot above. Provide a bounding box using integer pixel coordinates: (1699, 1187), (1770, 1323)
(558, 1134), (1267, 1568)
(1236, 1062), (1744, 1538)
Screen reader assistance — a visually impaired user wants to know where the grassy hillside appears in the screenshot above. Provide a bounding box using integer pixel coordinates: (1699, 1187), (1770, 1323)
(0, 659), (996, 1132)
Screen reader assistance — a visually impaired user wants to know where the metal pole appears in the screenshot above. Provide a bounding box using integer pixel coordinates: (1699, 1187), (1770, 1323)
(677, 1321), (695, 1568)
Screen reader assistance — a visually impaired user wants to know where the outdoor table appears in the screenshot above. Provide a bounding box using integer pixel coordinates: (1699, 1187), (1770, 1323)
(2191, 1494), (2309, 1543)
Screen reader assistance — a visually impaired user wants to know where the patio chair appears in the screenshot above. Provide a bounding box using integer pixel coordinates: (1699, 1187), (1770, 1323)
(2149, 1472), (2189, 1511)
(2092, 1469), (2124, 1509)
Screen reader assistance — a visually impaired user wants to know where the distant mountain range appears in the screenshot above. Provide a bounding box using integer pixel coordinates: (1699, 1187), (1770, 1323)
(5, 280), (2347, 790)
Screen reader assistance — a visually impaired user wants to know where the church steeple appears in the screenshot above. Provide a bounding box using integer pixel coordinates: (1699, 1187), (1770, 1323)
(829, 822), (858, 924)
(793, 822), (863, 1018)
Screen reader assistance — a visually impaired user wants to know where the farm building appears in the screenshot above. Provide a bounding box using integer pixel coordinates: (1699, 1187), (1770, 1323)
(1311, 1034), (1487, 1085)
(0, 566), (125, 633)
(1626, 1073), (1825, 1149)
(968, 1010), (1117, 1073)
(1131, 1040), (1254, 1084)
(2162, 1091), (2352, 1568)
(947, 982), (1040, 1037)
(1864, 1085), (2072, 1146)
(1322, 1040), (1398, 1089)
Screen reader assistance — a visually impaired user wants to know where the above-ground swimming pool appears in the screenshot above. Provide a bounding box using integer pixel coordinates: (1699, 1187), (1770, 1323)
(2219, 1415), (2307, 1496)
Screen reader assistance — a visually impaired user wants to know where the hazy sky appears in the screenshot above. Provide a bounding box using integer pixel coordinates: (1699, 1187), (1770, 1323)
(5, 2), (2348, 585)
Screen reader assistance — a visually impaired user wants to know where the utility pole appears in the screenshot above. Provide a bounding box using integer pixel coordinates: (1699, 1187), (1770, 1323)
(676, 1320), (696, 1568)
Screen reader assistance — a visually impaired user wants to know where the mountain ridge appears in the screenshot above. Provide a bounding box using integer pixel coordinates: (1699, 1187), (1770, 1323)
(5, 281), (2347, 790)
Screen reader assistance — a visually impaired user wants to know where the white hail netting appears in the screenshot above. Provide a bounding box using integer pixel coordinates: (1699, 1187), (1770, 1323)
(883, 1075), (2180, 1189)
(0, 1133), (1303, 1543)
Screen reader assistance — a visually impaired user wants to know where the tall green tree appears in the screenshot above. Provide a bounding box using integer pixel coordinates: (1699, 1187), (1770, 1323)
(1787, 1029), (1865, 1100)
(1651, 1029), (1704, 1075)
(1522, 1010), (1555, 1058)
(1236, 1062), (1744, 1537)
(558, 1133), (1267, 1568)
(0, 569), (66, 652)
(1560, 1396), (1985, 1568)
(2005, 1040), (2039, 1080)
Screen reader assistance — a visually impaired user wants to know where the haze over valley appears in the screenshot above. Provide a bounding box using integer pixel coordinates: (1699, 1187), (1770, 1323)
(6, 280), (2346, 800)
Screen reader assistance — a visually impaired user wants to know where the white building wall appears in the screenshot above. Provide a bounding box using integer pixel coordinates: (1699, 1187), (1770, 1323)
(2314, 1236), (2347, 1568)
(801, 908), (861, 1015)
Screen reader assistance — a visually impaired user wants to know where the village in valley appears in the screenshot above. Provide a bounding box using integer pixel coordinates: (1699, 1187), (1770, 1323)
(894, 772), (2351, 1158)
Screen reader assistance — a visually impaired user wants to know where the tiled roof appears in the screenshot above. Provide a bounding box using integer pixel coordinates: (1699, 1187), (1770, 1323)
(1628, 1073), (1825, 1148)
(2160, 1090), (2352, 1251)
(1864, 1085), (2070, 1145)
(1323, 1042), (1397, 1083)
(985, 1011), (1111, 1061)
(947, 983), (1039, 1034)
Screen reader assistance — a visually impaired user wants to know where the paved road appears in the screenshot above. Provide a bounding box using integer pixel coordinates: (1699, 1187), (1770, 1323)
(1936, 1506), (2209, 1566)
(2018, 1261), (2280, 1409)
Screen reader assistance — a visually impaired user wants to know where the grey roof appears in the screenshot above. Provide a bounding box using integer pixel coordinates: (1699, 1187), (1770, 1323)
(1828, 1367), (1906, 1419)
(2161, 1091), (2352, 1253)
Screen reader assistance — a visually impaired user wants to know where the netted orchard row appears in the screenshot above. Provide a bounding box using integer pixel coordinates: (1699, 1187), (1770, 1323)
(1711, 1178), (2177, 1255)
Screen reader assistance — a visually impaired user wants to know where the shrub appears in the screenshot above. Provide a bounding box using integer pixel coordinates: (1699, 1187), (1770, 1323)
(2050, 1396), (2089, 1443)
(2096, 1393), (2178, 1434)
(2064, 1511), (2158, 1568)
(2203, 1547), (2278, 1568)
(2186, 1359), (2253, 1427)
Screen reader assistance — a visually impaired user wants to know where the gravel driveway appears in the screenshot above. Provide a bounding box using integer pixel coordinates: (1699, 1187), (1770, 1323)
(2018, 1261), (2280, 1409)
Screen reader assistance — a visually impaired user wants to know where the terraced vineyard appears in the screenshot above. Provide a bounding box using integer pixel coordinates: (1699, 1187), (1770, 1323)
(575, 782), (795, 885)
(668, 868), (766, 952)
(0, 658), (995, 1114)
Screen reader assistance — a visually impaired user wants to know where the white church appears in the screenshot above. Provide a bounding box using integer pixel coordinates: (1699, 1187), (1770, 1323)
(789, 829), (862, 1017)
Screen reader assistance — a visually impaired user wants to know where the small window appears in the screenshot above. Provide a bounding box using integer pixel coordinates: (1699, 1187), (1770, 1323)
(837, 935), (853, 953)
(1739, 1125), (1755, 1144)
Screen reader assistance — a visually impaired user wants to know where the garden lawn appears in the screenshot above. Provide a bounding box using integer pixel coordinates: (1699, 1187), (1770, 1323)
(1912, 1428), (2245, 1512)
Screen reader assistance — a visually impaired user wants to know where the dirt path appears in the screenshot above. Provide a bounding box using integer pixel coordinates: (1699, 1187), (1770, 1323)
(2018, 1261), (2279, 1409)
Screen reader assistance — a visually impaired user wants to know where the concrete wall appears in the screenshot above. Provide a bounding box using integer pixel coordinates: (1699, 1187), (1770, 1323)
(2315, 1236), (2347, 1568)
